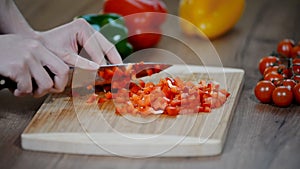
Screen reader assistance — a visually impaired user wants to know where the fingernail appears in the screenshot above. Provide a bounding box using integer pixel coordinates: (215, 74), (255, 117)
(14, 89), (21, 97)
(14, 89), (32, 97)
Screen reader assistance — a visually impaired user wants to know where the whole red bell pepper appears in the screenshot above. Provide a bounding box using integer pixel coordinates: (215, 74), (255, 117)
(103, 0), (168, 50)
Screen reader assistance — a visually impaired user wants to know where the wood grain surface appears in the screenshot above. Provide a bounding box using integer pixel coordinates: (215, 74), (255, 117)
(21, 65), (244, 157)
(1, 0), (300, 168)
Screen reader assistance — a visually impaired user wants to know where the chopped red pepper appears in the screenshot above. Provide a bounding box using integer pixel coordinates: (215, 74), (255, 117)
(92, 76), (229, 117)
(89, 63), (230, 116)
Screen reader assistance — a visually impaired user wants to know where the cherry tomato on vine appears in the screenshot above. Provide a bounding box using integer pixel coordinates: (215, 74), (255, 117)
(263, 64), (290, 78)
(292, 63), (300, 75)
(291, 45), (300, 58)
(264, 72), (284, 83)
(292, 74), (300, 83)
(281, 79), (297, 90)
(258, 56), (280, 75)
(272, 86), (293, 107)
(293, 83), (300, 104)
(255, 38), (300, 107)
(293, 58), (300, 65)
(263, 66), (279, 76)
(277, 39), (295, 58)
(254, 80), (276, 103)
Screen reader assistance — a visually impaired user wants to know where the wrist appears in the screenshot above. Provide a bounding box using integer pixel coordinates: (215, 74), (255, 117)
(0, 0), (39, 38)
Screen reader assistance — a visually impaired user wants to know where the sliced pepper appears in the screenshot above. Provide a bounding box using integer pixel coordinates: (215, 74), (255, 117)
(103, 0), (168, 50)
(79, 13), (133, 59)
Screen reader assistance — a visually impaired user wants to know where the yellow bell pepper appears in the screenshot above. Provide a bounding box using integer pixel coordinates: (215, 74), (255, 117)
(179, 0), (245, 39)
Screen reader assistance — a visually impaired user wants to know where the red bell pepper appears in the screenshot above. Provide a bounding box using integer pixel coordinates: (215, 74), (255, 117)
(103, 0), (168, 50)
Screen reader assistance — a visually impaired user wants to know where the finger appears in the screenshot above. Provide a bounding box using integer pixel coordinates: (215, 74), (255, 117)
(13, 68), (33, 97)
(62, 53), (101, 70)
(73, 19), (123, 64)
(45, 63), (69, 94)
(28, 59), (53, 97)
(80, 33), (107, 65)
(41, 59), (69, 94)
(105, 46), (123, 64)
(33, 44), (69, 96)
(94, 32), (123, 64)
(0, 63), (33, 97)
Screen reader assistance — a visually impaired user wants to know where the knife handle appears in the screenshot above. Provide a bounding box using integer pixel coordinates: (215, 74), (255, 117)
(0, 66), (55, 91)
(0, 75), (17, 91)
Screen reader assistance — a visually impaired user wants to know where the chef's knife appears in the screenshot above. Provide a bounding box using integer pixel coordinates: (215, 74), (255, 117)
(0, 63), (171, 91)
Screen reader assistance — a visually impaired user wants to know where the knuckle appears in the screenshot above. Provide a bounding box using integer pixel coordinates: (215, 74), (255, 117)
(23, 53), (35, 64)
(74, 18), (89, 26)
(73, 18), (94, 33)
(10, 62), (28, 75)
(25, 39), (41, 50)
(45, 80), (54, 90)
(40, 81), (54, 92)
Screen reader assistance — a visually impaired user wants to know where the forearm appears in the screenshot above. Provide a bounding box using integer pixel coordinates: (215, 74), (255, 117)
(0, 0), (36, 36)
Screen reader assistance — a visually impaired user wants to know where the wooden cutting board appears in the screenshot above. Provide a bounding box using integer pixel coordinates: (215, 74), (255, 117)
(21, 65), (244, 157)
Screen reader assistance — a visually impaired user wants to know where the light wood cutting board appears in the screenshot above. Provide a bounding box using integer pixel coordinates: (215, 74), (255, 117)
(21, 65), (244, 157)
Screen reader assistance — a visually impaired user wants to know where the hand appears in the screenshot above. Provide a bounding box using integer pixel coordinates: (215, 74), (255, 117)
(0, 34), (69, 97)
(36, 18), (123, 68)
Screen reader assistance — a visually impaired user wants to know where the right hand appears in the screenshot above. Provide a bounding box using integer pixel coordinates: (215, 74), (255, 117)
(0, 34), (69, 97)
(36, 18), (123, 67)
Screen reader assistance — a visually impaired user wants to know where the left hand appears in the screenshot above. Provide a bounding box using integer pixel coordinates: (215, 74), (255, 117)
(36, 18), (123, 69)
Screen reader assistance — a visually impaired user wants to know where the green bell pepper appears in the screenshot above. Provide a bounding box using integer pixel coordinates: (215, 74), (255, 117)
(79, 13), (133, 59)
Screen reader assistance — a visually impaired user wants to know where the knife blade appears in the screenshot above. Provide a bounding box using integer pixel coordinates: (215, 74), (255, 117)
(94, 62), (172, 86)
(0, 63), (171, 91)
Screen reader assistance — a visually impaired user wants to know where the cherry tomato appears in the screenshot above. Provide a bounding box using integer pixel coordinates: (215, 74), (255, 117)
(264, 72), (284, 83)
(258, 56), (280, 75)
(263, 66), (279, 76)
(282, 68), (293, 79)
(292, 63), (300, 75)
(272, 86), (293, 107)
(292, 74), (300, 83)
(254, 80), (276, 103)
(293, 83), (300, 104)
(255, 39), (300, 107)
(281, 79), (297, 90)
(277, 39), (295, 58)
(291, 46), (300, 58)
(263, 64), (290, 78)
(293, 58), (300, 65)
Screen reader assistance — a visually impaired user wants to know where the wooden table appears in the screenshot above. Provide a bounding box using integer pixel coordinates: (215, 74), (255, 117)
(1, 0), (299, 168)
